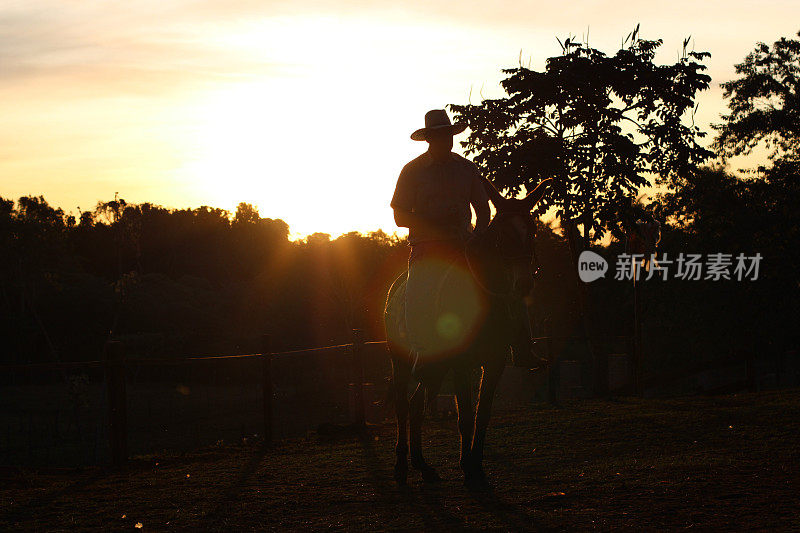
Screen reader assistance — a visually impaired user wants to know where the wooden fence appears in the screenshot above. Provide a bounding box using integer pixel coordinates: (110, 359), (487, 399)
(529, 334), (778, 402)
(1, 330), (785, 468)
(641, 348), (758, 394)
(1, 328), (383, 467)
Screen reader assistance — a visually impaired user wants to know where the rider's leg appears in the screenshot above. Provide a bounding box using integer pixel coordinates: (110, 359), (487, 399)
(405, 244), (436, 379)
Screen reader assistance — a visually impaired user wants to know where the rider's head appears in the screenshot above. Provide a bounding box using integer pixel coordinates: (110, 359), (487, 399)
(410, 109), (466, 160)
(425, 128), (454, 159)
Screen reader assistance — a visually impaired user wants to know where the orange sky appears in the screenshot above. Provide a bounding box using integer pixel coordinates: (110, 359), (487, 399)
(1, 1), (797, 238)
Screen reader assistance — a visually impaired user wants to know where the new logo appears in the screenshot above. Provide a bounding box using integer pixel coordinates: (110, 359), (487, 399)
(578, 250), (608, 282)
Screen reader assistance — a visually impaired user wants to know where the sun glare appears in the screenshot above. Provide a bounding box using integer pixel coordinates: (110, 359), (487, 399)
(175, 15), (512, 238)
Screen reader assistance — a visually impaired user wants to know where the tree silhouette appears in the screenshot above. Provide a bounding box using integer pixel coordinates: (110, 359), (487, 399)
(451, 27), (713, 247)
(233, 202), (261, 226)
(713, 31), (800, 167)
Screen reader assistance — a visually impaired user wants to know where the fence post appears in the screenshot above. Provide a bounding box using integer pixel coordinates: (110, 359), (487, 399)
(351, 329), (366, 427)
(103, 341), (127, 467)
(633, 270), (643, 397)
(625, 336), (636, 395)
(778, 349), (795, 387)
(745, 349), (756, 392)
(546, 327), (558, 405)
(261, 335), (273, 445)
(595, 342), (609, 398)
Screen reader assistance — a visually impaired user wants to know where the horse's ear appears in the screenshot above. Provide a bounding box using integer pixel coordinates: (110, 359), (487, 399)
(482, 177), (506, 209)
(521, 178), (553, 212)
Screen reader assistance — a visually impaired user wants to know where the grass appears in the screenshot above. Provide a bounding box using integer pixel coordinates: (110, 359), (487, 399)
(2, 389), (799, 531)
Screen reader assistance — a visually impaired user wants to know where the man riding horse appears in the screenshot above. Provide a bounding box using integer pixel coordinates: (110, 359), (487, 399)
(387, 109), (555, 489)
(391, 109), (491, 378)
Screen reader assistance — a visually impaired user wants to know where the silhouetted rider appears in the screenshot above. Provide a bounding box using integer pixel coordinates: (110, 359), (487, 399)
(391, 109), (490, 377)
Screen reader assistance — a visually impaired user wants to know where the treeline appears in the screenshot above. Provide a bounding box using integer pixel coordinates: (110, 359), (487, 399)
(0, 197), (414, 362)
(0, 194), (586, 364)
(2, 161), (799, 370)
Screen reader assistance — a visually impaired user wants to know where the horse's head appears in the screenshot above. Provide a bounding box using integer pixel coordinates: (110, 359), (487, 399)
(472, 178), (553, 297)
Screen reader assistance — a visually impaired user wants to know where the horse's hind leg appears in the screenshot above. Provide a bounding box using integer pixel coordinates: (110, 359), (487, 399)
(391, 354), (410, 485)
(467, 359), (504, 490)
(409, 370), (444, 483)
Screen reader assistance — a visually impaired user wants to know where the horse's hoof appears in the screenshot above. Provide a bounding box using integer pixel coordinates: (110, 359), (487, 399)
(420, 466), (442, 484)
(394, 464), (408, 486)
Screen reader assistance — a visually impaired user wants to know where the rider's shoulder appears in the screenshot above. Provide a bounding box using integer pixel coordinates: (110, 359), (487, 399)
(402, 152), (478, 174)
(449, 153), (480, 173)
(401, 153), (431, 174)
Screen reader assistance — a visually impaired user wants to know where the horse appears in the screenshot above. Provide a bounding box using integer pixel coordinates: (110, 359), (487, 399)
(384, 178), (553, 489)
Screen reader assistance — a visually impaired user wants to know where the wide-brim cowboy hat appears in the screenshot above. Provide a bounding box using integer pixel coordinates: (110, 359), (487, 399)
(410, 109), (467, 141)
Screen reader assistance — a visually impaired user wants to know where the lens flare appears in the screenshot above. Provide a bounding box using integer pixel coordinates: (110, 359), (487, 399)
(386, 253), (488, 362)
(436, 312), (463, 340)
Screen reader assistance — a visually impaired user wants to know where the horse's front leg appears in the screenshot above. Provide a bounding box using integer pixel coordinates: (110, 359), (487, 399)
(453, 365), (474, 476)
(467, 358), (504, 490)
(409, 369), (444, 483)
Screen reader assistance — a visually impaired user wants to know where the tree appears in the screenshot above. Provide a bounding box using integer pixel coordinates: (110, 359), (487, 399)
(450, 27), (713, 247)
(713, 31), (800, 167)
(233, 202), (260, 225)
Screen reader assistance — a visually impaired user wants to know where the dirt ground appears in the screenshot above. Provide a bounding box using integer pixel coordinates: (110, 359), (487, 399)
(2, 389), (799, 531)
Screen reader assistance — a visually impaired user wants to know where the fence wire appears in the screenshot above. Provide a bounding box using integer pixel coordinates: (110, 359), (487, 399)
(0, 342), (393, 468)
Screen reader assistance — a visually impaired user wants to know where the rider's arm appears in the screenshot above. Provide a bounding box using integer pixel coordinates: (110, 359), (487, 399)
(391, 164), (417, 229)
(392, 163), (454, 234)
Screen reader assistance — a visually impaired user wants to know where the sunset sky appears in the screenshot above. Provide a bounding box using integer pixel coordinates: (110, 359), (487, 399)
(2, 1), (797, 238)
